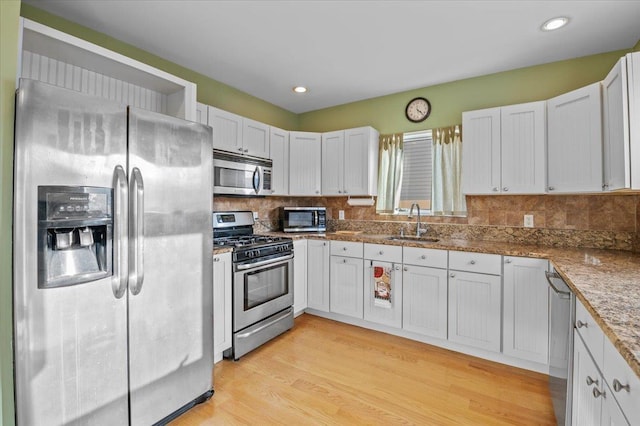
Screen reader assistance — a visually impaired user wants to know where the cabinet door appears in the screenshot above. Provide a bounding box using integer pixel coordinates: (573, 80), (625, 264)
(402, 265), (448, 339)
(448, 270), (501, 352)
(213, 252), (232, 362)
(629, 52), (640, 190)
(289, 132), (322, 196)
(461, 107), (501, 194)
(603, 332), (640, 424)
(547, 83), (603, 193)
(196, 102), (208, 125)
(503, 257), (549, 364)
(209, 106), (243, 153)
(321, 131), (345, 195)
(307, 240), (330, 312)
(270, 126), (289, 195)
(602, 56), (631, 191)
(344, 127), (378, 196)
(293, 240), (307, 316)
(500, 102), (546, 194)
(601, 382), (631, 426)
(572, 333), (603, 426)
(243, 118), (270, 158)
(364, 261), (402, 328)
(329, 256), (364, 319)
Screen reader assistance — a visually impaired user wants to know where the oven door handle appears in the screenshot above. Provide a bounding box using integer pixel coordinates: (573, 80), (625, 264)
(236, 308), (293, 339)
(236, 254), (294, 271)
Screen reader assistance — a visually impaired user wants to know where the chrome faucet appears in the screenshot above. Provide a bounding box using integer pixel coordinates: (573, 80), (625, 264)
(408, 203), (426, 237)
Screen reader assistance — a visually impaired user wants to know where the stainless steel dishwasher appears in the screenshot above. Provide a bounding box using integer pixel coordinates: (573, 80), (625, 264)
(546, 268), (575, 426)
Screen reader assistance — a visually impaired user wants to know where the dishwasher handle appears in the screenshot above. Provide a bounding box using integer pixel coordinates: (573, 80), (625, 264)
(545, 271), (571, 299)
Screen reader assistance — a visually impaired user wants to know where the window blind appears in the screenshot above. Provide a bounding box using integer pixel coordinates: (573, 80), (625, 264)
(400, 131), (432, 201)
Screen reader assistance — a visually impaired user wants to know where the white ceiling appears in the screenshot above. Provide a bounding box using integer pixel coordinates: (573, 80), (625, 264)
(23, 0), (640, 114)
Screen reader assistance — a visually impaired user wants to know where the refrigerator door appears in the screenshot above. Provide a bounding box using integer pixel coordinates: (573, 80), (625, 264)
(13, 79), (129, 425)
(127, 108), (213, 425)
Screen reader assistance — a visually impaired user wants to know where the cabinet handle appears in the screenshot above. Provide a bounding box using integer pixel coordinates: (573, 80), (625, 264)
(492, 187), (499, 192)
(379, 250), (384, 255)
(214, 257), (219, 262)
(243, 149), (249, 153)
(238, 148), (243, 152)
(342, 259), (347, 263)
(450, 273), (455, 278)
(576, 320), (588, 329)
(421, 255), (426, 259)
(343, 247), (347, 251)
(315, 190), (320, 194)
(338, 190), (342, 194)
(470, 260), (476, 265)
(592, 387), (605, 398)
(503, 187), (509, 192)
(613, 379), (630, 393)
(505, 258), (512, 263)
(323, 242), (326, 246)
(548, 186), (555, 191)
(394, 265), (400, 271)
(404, 267), (408, 272)
(586, 376), (598, 386)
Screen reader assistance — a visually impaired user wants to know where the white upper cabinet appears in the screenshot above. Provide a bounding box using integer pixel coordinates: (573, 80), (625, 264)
(196, 103), (208, 125)
(289, 131), (322, 196)
(462, 101), (546, 195)
(322, 127), (379, 196)
(603, 52), (640, 190)
(321, 131), (345, 194)
(269, 126), (290, 195)
(208, 106), (243, 153)
(242, 118), (270, 158)
(547, 83), (603, 193)
(206, 106), (270, 158)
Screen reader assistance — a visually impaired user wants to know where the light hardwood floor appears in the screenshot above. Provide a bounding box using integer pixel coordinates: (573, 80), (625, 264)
(171, 314), (557, 425)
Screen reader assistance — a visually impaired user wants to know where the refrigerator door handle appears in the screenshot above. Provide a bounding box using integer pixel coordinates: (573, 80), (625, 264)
(129, 167), (145, 295)
(112, 166), (129, 299)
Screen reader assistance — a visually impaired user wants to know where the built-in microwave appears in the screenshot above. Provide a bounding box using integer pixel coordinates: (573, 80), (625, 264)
(213, 149), (272, 196)
(281, 207), (326, 233)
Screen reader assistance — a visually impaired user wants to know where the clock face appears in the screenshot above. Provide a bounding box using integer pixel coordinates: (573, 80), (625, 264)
(405, 97), (431, 123)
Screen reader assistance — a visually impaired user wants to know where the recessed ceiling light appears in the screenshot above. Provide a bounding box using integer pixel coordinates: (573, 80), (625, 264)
(541, 16), (569, 31)
(293, 86), (307, 94)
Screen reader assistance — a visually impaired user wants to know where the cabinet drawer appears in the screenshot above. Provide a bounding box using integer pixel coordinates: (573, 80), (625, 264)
(364, 243), (402, 263)
(575, 300), (604, 367)
(330, 241), (363, 258)
(403, 247), (447, 269)
(449, 251), (501, 275)
(603, 336), (640, 422)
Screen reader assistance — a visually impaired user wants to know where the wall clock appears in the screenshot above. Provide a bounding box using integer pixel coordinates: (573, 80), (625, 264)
(405, 97), (431, 123)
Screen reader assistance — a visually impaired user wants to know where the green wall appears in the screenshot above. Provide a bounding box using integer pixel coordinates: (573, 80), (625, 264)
(20, 4), (299, 131)
(0, 0), (20, 424)
(299, 50), (627, 134)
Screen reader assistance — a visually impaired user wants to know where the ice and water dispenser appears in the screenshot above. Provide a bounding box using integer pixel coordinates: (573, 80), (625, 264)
(38, 186), (113, 288)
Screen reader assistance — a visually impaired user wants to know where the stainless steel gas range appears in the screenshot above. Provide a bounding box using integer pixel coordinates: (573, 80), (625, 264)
(213, 211), (294, 360)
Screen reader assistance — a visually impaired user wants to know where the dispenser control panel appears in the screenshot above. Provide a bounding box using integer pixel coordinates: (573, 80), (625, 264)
(40, 187), (112, 222)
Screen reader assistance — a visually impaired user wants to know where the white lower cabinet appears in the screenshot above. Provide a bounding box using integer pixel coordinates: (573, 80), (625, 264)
(213, 252), (232, 363)
(364, 260), (402, 328)
(448, 253), (502, 352)
(307, 240), (330, 312)
(402, 264), (448, 339)
(293, 239), (307, 316)
(329, 255), (364, 319)
(502, 257), (549, 364)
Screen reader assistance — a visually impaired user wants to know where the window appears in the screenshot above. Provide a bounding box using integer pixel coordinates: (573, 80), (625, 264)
(398, 130), (432, 214)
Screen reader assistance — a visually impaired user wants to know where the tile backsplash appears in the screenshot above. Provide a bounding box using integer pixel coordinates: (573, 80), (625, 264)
(213, 193), (640, 251)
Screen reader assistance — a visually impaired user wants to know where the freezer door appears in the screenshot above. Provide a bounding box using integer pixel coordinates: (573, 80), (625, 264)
(13, 79), (129, 425)
(127, 108), (214, 425)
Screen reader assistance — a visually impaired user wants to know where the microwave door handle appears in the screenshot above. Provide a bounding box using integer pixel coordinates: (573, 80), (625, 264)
(252, 166), (261, 194)
(314, 211), (318, 226)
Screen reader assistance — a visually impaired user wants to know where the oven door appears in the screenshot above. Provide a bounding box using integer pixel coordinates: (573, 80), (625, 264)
(233, 256), (294, 331)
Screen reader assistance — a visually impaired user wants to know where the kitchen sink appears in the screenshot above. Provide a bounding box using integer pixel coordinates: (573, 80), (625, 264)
(386, 236), (440, 243)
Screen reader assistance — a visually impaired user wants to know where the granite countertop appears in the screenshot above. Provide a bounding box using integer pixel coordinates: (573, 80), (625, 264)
(223, 231), (640, 379)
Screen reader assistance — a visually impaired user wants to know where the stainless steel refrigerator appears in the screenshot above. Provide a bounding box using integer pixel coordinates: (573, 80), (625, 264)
(13, 78), (214, 425)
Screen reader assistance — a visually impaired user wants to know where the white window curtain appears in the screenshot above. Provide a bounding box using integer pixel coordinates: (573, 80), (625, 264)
(432, 125), (466, 215)
(376, 133), (404, 213)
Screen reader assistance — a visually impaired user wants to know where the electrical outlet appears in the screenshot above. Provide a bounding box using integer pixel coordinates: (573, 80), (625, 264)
(338, 210), (345, 220)
(524, 214), (534, 228)
(252, 211), (259, 220)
